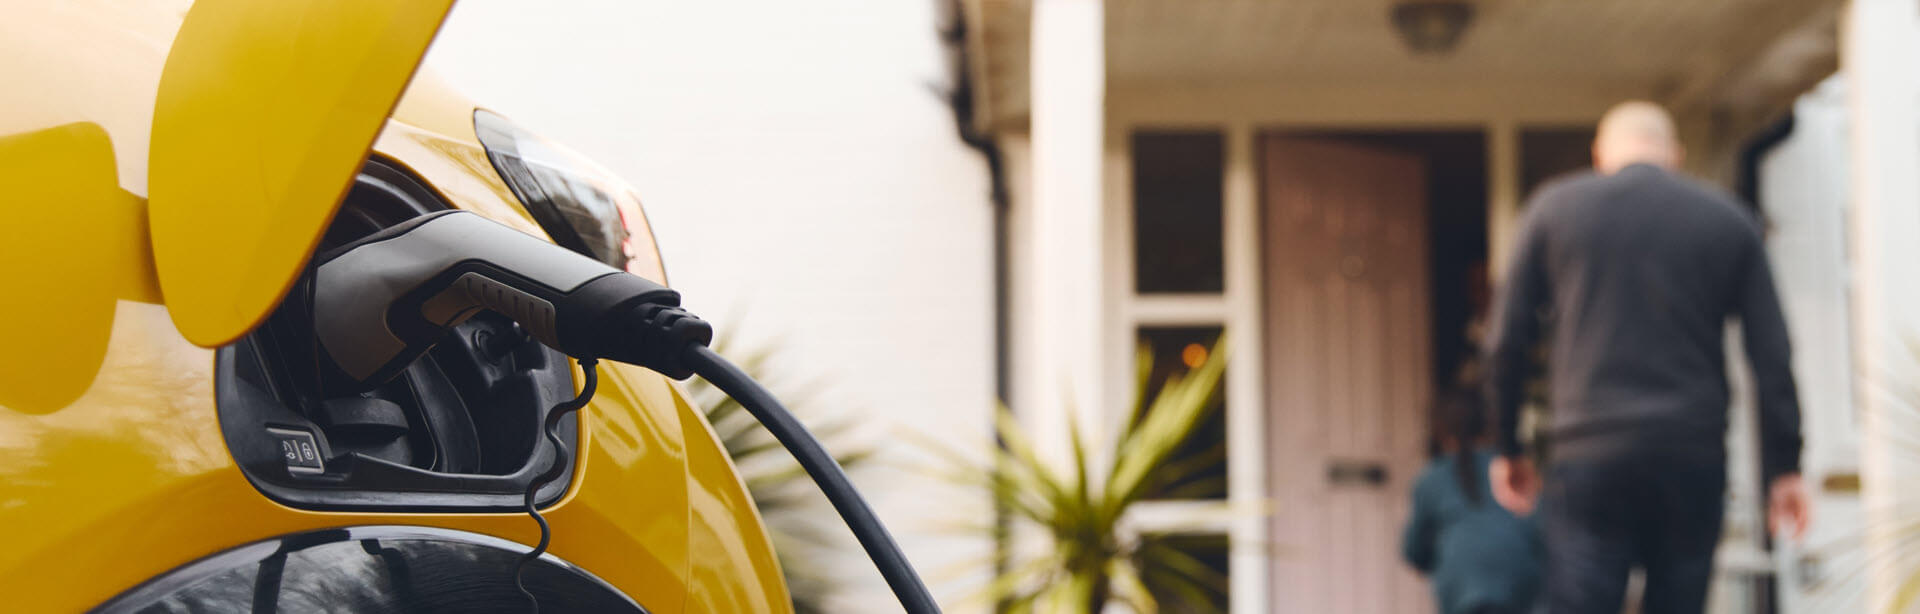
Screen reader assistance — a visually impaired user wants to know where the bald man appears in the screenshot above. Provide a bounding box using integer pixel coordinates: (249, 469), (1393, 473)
(1482, 101), (1809, 614)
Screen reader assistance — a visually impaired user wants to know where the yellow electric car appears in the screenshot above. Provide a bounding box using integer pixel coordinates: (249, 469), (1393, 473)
(0, 1), (817, 611)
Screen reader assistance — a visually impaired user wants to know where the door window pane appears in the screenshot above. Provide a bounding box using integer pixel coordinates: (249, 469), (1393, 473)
(1137, 326), (1227, 501)
(1140, 532), (1230, 611)
(1133, 131), (1225, 294)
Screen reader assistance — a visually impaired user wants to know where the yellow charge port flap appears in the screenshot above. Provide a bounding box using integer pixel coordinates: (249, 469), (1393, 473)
(148, 0), (456, 347)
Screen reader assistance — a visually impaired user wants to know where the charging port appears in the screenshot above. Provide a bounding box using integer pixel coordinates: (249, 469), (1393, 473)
(214, 158), (581, 512)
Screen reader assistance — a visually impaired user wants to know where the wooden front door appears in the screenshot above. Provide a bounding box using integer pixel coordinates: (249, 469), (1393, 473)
(1262, 136), (1433, 614)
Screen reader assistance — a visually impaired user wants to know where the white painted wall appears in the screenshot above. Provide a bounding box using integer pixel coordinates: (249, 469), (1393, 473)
(1758, 74), (1867, 614)
(1843, 0), (1920, 610)
(422, 2), (996, 610)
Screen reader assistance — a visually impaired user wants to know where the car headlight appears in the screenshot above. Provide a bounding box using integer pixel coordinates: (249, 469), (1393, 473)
(473, 109), (652, 272)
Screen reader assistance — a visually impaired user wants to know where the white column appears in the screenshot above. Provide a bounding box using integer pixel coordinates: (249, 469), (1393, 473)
(1024, 0), (1106, 466)
(1222, 122), (1269, 614)
(1486, 120), (1520, 279)
(1844, 1), (1920, 612)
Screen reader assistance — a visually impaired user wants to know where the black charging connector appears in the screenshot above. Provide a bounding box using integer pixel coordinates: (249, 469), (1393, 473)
(305, 211), (940, 613)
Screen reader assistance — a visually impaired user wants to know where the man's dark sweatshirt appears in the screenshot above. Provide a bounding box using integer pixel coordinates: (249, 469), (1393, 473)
(1486, 163), (1802, 480)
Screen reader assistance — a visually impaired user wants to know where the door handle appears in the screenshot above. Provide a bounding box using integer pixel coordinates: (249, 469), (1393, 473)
(1327, 459), (1389, 487)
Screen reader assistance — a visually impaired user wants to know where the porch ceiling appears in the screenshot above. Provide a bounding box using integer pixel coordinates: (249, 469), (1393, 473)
(965, 0), (1840, 131)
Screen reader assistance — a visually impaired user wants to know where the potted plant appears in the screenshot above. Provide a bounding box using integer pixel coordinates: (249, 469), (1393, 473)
(928, 339), (1229, 613)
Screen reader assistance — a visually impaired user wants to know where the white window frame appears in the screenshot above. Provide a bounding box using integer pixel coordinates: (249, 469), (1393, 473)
(1107, 120), (1266, 614)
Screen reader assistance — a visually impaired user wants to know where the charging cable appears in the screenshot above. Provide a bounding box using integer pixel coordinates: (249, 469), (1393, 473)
(682, 344), (939, 613)
(609, 302), (941, 612)
(515, 359), (600, 614)
(307, 211), (940, 613)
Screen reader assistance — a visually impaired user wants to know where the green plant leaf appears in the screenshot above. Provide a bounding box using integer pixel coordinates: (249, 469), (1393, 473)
(1119, 344), (1155, 437)
(926, 335), (1231, 613)
(993, 405), (1072, 506)
(1068, 408), (1093, 523)
(1108, 338), (1227, 515)
(1142, 440), (1228, 497)
(1108, 558), (1158, 614)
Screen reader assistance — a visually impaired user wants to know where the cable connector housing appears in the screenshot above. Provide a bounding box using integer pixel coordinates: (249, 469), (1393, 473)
(612, 303), (713, 380)
(544, 271), (711, 380)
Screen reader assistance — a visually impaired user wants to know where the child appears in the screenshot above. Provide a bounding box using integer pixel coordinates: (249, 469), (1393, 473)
(1402, 389), (1542, 614)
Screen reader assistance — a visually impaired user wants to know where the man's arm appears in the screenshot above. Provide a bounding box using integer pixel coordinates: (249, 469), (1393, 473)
(1485, 210), (1550, 458)
(1736, 227), (1809, 539)
(1737, 232), (1803, 483)
(1484, 208), (1550, 516)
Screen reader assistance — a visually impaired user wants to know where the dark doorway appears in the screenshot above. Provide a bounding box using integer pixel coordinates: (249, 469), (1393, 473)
(1521, 127), (1596, 199)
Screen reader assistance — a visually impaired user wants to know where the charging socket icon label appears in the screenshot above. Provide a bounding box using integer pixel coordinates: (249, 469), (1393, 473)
(266, 427), (326, 475)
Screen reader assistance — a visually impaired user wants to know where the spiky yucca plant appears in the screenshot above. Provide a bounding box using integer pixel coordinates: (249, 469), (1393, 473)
(687, 337), (873, 614)
(929, 339), (1229, 613)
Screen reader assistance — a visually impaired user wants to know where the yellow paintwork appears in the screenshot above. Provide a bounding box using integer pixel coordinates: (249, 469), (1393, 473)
(0, 124), (161, 412)
(148, 0), (455, 348)
(681, 382), (794, 612)
(0, 0), (179, 414)
(0, 0), (789, 611)
(0, 320), (688, 611)
(0, 319), (786, 612)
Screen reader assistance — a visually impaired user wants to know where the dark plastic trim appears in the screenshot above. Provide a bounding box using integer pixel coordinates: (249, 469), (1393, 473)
(215, 159), (581, 512)
(473, 108), (632, 269)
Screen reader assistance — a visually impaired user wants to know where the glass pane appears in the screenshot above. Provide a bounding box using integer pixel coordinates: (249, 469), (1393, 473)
(1133, 131), (1225, 294)
(1519, 127), (1595, 200)
(1137, 326), (1227, 501)
(1140, 532), (1231, 612)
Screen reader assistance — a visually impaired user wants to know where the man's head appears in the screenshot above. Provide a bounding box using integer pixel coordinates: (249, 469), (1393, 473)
(1593, 100), (1683, 174)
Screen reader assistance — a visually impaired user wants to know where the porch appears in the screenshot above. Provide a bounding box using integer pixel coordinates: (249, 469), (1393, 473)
(957, 0), (1918, 612)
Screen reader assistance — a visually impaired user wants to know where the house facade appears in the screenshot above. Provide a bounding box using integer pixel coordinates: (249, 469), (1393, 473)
(425, 0), (1919, 610)
(959, 0), (1920, 612)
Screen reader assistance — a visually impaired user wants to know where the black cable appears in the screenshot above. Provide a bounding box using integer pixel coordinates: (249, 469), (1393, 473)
(682, 344), (941, 614)
(515, 358), (600, 614)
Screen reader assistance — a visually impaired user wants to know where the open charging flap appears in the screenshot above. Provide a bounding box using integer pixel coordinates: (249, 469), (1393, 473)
(148, 0), (457, 347)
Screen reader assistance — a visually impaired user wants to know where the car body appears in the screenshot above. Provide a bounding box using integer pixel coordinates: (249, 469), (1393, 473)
(0, 1), (789, 611)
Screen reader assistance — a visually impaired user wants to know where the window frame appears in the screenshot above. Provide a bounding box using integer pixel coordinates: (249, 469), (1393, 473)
(1110, 123), (1262, 613)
